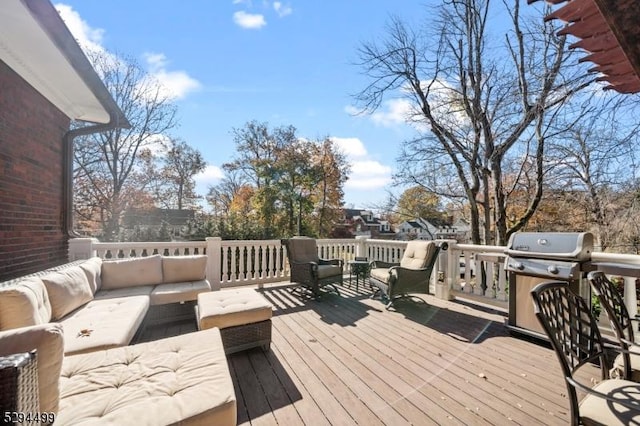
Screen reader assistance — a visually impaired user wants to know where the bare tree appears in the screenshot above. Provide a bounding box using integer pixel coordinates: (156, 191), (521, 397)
(73, 51), (177, 240)
(147, 139), (206, 210)
(355, 0), (594, 244)
(548, 95), (640, 249)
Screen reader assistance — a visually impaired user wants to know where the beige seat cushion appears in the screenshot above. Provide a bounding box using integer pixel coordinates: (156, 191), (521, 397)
(317, 264), (342, 279)
(370, 267), (392, 284)
(151, 280), (211, 305)
(612, 351), (640, 381)
(0, 277), (52, 330)
(162, 255), (207, 284)
(41, 266), (94, 320)
(78, 257), (103, 294)
(59, 296), (149, 355)
(400, 241), (436, 269)
(59, 327), (236, 426)
(94, 285), (154, 300)
(101, 255), (163, 289)
(198, 289), (273, 330)
(0, 323), (64, 414)
(579, 378), (640, 424)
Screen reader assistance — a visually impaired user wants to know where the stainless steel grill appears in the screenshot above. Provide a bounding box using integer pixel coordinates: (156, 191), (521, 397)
(504, 232), (594, 338)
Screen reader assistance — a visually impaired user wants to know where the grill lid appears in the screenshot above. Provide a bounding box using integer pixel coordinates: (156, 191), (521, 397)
(505, 232), (593, 262)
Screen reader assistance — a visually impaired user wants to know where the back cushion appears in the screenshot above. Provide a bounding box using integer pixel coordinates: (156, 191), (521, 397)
(0, 278), (52, 330)
(78, 257), (103, 294)
(101, 255), (163, 289)
(41, 267), (94, 320)
(288, 237), (319, 263)
(400, 241), (436, 269)
(162, 255), (207, 283)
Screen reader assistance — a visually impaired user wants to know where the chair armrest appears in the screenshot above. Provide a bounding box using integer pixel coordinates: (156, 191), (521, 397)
(0, 351), (38, 414)
(566, 375), (640, 412)
(391, 267), (431, 281)
(371, 261), (399, 269)
(0, 324), (64, 414)
(620, 338), (640, 350)
(289, 260), (318, 272)
(319, 258), (343, 268)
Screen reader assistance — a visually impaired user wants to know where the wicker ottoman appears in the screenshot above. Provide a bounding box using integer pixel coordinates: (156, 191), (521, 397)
(197, 289), (273, 354)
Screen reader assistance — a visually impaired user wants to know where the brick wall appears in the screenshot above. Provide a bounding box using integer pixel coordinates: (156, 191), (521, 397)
(0, 60), (71, 280)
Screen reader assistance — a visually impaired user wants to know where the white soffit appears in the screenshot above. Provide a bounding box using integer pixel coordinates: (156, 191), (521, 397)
(0, 0), (110, 123)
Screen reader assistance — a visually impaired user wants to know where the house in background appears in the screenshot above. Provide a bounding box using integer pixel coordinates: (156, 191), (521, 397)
(397, 217), (470, 242)
(122, 208), (196, 241)
(332, 208), (395, 239)
(0, 0), (128, 280)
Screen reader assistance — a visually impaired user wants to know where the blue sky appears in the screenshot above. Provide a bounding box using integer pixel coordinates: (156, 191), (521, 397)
(55, 1), (439, 209)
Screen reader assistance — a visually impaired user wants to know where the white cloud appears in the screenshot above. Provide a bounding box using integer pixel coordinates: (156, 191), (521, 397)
(57, 4), (200, 101)
(344, 105), (363, 116)
(233, 11), (267, 29)
(329, 136), (392, 191)
(348, 79), (471, 131)
(330, 137), (367, 158)
(346, 160), (392, 190)
(143, 53), (201, 100)
(371, 99), (415, 127)
(55, 3), (105, 54)
(273, 2), (293, 17)
(195, 165), (224, 188)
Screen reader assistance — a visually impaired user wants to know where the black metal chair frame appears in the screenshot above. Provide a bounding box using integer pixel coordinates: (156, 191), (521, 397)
(588, 271), (639, 379)
(282, 238), (343, 299)
(369, 241), (447, 309)
(531, 281), (640, 425)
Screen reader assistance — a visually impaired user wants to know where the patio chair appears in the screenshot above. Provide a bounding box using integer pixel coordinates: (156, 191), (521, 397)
(368, 240), (447, 309)
(282, 237), (343, 299)
(588, 271), (640, 381)
(531, 281), (640, 425)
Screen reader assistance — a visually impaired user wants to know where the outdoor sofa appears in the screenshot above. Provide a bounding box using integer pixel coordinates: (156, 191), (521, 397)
(0, 255), (237, 425)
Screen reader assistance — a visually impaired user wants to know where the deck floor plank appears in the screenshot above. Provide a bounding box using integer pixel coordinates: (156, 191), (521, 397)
(246, 347), (305, 425)
(318, 294), (544, 425)
(136, 280), (595, 425)
(271, 323), (356, 426)
(284, 300), (468, 425)
(334, 298), (564, 425)
(266, 339), (332, 426)
(230, 353), (278, 425)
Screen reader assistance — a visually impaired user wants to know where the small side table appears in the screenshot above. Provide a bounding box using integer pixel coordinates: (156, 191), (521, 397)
(348, 259), (371, 291)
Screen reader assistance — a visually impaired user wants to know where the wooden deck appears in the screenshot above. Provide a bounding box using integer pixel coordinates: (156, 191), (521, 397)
(137, 280), (602, 425)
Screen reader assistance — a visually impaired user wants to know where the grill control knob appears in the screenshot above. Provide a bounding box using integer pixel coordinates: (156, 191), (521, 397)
(547, 265), (559, 275)
(509, 262), (525, 271)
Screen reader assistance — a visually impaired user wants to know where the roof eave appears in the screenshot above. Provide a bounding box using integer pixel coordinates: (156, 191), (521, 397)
(0, 0), (129, 127)
(529, 0), (640, 94)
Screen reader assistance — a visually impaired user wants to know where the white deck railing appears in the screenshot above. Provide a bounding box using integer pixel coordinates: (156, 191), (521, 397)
(68, 236), (640, 313)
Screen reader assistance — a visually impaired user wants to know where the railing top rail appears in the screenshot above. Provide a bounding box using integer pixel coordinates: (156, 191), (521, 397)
(316, 238), (357, 242)
(450, 243), (506, 254)
(365, 239), (407, 245)
(221, 239), (283, 246)
(592, 252), (640, 265)
(93, 241), (206, 249)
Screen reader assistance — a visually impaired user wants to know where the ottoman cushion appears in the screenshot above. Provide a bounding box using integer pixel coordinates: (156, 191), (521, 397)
(198, 289), (272, 330)
(151, 280), (211, 305)
(59, 327), (236, 426)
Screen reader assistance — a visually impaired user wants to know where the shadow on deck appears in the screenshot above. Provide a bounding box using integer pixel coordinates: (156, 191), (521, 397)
(136, 280), (597, 425)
